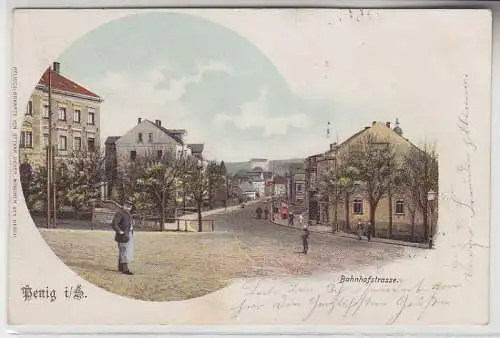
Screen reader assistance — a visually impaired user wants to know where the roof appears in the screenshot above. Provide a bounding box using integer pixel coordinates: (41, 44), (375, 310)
(144, 120), (184, 145)
(38, 68), (101, 101)
(323, 121), (420, 162)
(239, 182), (256, 192)
(105, 136), (120, 144)
(289, 162), (305, 170)
(187, 144), (204, 153)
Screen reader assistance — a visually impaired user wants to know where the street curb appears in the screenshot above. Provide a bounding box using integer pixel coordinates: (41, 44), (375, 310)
(269, 219), (428, 249)
(171, 200), (262, 232)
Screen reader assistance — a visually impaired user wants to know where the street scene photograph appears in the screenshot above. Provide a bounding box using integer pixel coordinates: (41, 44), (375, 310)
(17, 9), (468, 304)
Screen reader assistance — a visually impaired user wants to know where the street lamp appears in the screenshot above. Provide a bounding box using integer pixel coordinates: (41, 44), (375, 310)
(427, 189), (437, 249)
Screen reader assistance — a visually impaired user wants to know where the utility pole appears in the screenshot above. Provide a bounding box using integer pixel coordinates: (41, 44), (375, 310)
(46, 65), (53, 228)
(46, 63), (57, 228)
(327, 121), (340, 230)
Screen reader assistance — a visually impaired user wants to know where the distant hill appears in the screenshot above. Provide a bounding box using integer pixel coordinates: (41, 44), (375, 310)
(225, 158), (305, 176)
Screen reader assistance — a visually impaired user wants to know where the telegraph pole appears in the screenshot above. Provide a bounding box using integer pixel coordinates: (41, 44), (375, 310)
(327, 121), (340, 231)
(46, 63), (57, 228)
(47, 65), (53, 228)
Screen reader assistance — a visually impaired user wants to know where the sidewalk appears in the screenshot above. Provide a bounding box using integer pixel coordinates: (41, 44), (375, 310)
(270, 215), (428, 249)
(164, 200), (260, 232)
(271, 215), (332, 232)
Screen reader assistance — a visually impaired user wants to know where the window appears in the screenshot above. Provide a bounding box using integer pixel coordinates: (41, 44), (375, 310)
(353, 198), (364, 214)
(73, 109), (81, 123)
(20, 131), (33, 148)
(395, 200), (405, 215)
(58, 107), (67, 121)
(42, 103), (49, 119)
(26, 101), (33, 115)
(138, 133), (143, 143)
(157, 150), (163, 160)
(43, 134), (49, 148)
(148, 133), (153, 143)
(87, 137), (95, 152)
(130, 150), (137, 161)
(88, 111), (95, 125)
(58, 135), (67, 151)
(73, 137), (82, 151)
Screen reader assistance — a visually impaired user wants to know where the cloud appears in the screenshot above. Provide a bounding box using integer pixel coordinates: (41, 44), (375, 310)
(85, 60), (232, 144)
(155, 60), (231, 101)
(214, 88), (310, 136)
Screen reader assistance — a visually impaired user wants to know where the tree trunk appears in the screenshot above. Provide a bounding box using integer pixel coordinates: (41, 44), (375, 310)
(388, 185), (393, 237)
(161, 192), (165, 232)
(197, 200), (203, 232)
(370, 202), (377, 237)
(344, 191), (350, 230)
(333, 189), (338, 230)
(410, 210), (416, 240)
(423, 199), (429, 240)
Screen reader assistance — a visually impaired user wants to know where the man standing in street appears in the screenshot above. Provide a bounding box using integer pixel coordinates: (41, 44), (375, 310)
(366, 221), (372, 241)
(302, 223), (311, 254)
(111, 201), (135, 275)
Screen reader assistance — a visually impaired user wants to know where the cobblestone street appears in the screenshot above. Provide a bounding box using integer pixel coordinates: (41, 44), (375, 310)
(40, 202), (421, 302)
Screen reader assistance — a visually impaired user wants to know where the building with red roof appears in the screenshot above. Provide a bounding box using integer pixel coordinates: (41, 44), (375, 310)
(20, 62), (103, 165)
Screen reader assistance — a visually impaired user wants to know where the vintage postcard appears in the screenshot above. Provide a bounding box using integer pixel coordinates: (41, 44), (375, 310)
(7, 8), (492, 328)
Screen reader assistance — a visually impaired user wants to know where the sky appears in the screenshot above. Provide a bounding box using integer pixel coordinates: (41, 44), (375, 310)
(52, 9), (490, 162)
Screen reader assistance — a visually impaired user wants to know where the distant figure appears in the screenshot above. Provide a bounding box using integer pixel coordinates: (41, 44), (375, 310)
(302, 224), (310, 254)
(298, 213), (304, 225)
(357, 220), (364, 240)
(264, 208), (269, 220)
(366, 221), (372, 241)
(111, 201), (135, 275)
(289, 211), (294, 225)
(256, 207), (263, 219)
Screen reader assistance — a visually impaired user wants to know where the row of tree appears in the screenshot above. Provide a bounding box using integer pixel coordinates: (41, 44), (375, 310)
(114, 152), (228, 231)
(318, 134), (438, 239)
(20, 149), (232, 232)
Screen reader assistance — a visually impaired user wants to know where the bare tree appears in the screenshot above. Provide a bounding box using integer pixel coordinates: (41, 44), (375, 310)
(402, 142), (439, 239)
(318, 159), (360, 231)
(207, 161), (224, 209)
(219, 160), (228, 210)
(117, 150), (187, 230)
(343, 134), (397, 236)
(184, 159), (222, 232)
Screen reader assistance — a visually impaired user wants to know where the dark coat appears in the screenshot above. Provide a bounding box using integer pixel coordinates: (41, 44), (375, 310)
(111, 208), (133, 243)
(301, 228), (310, 240)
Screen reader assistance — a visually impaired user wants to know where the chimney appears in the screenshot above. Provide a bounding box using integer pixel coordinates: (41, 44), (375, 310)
(53, 61), (60, 74)
(329, 142), (337, 150)
(137, 118), (142, 124)
(386, 121), (391, 128)
(372, 121), (376, 126)
(155, 119), (161, 127)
